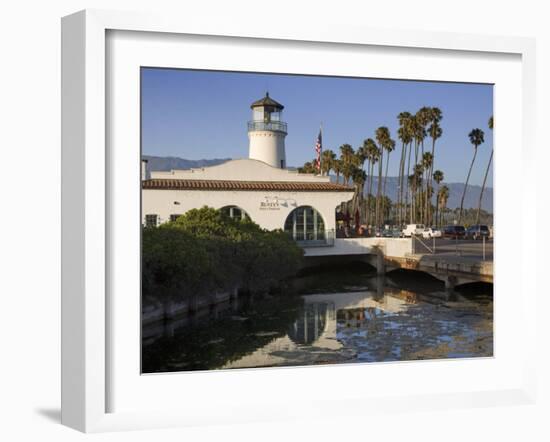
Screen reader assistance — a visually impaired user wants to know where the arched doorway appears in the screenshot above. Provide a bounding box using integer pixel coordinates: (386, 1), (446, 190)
(284, 205), (325, 242)
(220, 205), (250, 221)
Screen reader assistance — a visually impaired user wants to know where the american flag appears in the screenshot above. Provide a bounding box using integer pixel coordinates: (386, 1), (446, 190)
(315, 128), (322, 173)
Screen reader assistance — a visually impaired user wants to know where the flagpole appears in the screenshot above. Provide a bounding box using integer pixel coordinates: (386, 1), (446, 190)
(319, 122), (323, 175)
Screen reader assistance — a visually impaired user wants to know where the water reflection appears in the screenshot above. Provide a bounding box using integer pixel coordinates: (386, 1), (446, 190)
(142, 277), (493, 373)
(288, 303), (330, 345)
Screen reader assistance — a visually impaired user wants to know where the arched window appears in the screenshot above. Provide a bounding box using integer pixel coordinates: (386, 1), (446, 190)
(220, 205), (250, 221)
(284, 206), (325, 242)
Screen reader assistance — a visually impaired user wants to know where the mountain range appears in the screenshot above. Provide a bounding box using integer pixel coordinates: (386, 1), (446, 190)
(143, 155), (231, 171)
(143, 155), (493, 212)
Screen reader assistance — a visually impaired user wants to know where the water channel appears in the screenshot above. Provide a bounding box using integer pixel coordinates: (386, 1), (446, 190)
(142, 267), (493, 373)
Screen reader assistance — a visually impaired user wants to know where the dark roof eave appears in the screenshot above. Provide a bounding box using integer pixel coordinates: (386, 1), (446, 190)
(142, 179), (354, 192)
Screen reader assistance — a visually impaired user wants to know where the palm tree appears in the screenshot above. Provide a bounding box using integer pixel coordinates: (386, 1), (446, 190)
(382, 137), (396, 225)
(407, 172), (418, 224)
(375, 127), (392, 227)
(339, 144), (356, 184)
(407, 115), (425, 223)
(332, 159), (342, 184)
(432, 170), (444, 227)
(364, 138), (379, 226)
(356, 141), (369, 214)
(459, 128), (485, 223)
(298, 161), (316, 174)
(397, 112), (413, 226)
(427, 108), (442, 165)
(438, 185), (450, 226)
(354, 145), (368, 223)
(356, 143), (368, 171)
(412, 112), (428, 223)
(412, 163), (424, 223)
(476, 116), (493, 225)
(426, 108), (442, 224)
(339, 143), (354, 163)
(422, 152), (433, 224)
(321, 149), (336, 177)
(380, 196), (392, 222)
(404, 116), (416, 223)
(416, 107), (431, 157)
(350, 165), (367, 220)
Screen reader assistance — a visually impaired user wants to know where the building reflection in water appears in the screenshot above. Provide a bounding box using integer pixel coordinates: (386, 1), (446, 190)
(222, 277), (420, 369)
(288, 302), (331, 345)
(143, 274), (491, 372)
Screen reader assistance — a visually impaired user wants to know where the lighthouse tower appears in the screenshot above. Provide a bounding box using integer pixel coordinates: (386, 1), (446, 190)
(248, 92), (287, 169)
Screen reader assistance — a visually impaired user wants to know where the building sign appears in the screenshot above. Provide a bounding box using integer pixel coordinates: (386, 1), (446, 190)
(259, 196), (297, 211)
(260, 200), (280, 210)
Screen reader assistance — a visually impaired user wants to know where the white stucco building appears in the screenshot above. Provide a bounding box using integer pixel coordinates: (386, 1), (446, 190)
(142, 93), (354, 245)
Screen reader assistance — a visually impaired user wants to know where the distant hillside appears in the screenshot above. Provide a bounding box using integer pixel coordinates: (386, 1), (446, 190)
(143, 155), (231, 173)
(143, 156), (492, 212)
(355, 176), (493, 213)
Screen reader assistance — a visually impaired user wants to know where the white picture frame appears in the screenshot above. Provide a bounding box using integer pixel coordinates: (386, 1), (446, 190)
(61, 9), (537, 433)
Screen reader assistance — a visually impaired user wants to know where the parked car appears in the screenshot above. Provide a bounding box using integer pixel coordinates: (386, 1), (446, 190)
(382, 228), (403, 238)
(465, 224), (490, 240)
(442, 225), (466, 239)
(421, 227), (442, 239)
(402, 224), (425, 237)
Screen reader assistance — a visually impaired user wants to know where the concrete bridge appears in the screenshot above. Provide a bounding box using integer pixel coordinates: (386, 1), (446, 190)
(302, 237), (493, 289)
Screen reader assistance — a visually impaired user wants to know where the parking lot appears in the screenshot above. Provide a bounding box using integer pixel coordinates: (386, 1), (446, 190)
(412, 237), (493, 261)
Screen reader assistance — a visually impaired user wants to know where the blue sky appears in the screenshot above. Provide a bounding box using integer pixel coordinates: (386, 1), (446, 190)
(141, 68), (493, 186)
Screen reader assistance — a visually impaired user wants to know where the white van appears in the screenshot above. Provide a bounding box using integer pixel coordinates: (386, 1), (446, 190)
(402, 224), (425, 237)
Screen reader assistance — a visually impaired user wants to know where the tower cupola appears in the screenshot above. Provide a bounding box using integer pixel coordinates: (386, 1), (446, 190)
(247, 92), (287, 169)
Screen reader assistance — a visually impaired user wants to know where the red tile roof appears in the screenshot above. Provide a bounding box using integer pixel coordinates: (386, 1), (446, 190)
(142, 179), (354, 192)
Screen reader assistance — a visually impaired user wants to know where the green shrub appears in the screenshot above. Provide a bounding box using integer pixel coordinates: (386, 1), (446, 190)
(142, 207), (304, 307)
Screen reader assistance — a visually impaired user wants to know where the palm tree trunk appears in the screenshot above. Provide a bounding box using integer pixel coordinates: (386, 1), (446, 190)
(425, 175), (431, 226)
(420, 171), (424, 224)
(376, 153), (384, 227)
(367, 160), (373, 226)
(426, 189), (430, 227)
(406, 142), (412, 223)
(428, 137), (436, 225)
(397, 142), (405, 226)
(351, 181), (359, 219)
(436, 184), (440, 227)
(383, 150), (391, 226)
(420, 141), (425, 224)
(413, 141), (419, 223)
(411, 184), (416, 224)
(459, 147), (478, 223)
(475, 149), (493, 225)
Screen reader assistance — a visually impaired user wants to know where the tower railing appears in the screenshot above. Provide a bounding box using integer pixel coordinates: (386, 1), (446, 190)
(247, 121), (287, 133)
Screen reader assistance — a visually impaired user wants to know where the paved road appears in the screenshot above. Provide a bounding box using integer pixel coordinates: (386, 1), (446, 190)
(412, 237), (493, 261)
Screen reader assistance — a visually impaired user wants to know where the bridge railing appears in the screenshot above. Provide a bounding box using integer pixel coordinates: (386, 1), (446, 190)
(412, 233), (490, 261)
(295, 229), (336, 248)
(412, 234), (435, 254)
